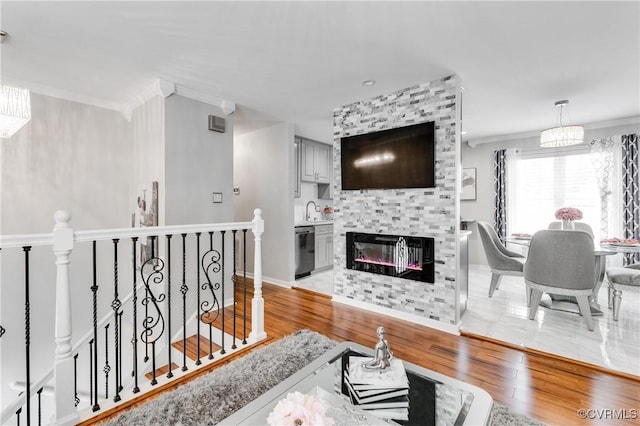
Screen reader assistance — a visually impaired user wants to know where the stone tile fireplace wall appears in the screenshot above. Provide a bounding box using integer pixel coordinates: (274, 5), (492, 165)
(332, 75), (460, 326)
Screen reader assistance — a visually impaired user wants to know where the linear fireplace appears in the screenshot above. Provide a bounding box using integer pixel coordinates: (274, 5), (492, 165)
(346, 232), (435, 283)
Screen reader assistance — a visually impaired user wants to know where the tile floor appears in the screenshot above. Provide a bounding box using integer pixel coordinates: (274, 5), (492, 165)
(293, 266), (640, 377)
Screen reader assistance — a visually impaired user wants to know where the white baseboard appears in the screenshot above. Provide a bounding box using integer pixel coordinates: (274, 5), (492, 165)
(332, 295), (461, 336)
(470, 263), (491, 272)
(238, 271), (292, 289)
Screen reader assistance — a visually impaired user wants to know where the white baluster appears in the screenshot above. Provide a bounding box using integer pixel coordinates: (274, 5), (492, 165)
(250, 208), (266, 341)
(52, 210), (79, 425)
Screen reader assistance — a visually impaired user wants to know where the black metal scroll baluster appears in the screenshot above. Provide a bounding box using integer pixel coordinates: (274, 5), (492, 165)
(231, 230), (237, 350)
(242, 229), (248, 344)
(118, 310), (123, 392)
(220, 230), (226, 355)
(90, 241), (100, 411)
(23, 246), (32, 426)
(74, 354), (80, 407)
(208, 232), (214, 360)
(140, 236), (165, 386)
(200, 234), (221, 359)
(180, 234), (188, 372)
(131, 237), (140, 393)
(166, 234), (173, 379)
(16, 407), (21, 426)
(111, 238), (122, 402)
(89, 339), (94, 410)
(37, 387), (43, 426)
(104, 324), (110, 398)
(195, 232), (202, 366)
(143, 237), (149, 363)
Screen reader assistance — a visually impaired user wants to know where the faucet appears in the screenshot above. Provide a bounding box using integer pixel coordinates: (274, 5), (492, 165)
(305, 201), (318, 222)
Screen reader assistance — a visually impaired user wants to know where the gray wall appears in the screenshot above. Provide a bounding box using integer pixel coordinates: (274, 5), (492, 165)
(132, 95), (165, 224)
(164, 95), (234, 225)
(462, 122), (640, 266)
(234, 122), (296, 285)
(0, 93), (134, 412)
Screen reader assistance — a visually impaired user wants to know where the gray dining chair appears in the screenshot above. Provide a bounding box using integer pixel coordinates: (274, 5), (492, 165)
(524, 229), (596, 331)
(476, 221), (526, 298)
(548, 221), (594, 237)
(606, 263), (640, 321)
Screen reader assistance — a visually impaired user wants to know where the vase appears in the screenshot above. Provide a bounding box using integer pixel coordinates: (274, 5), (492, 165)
(561, 219), (575, 230)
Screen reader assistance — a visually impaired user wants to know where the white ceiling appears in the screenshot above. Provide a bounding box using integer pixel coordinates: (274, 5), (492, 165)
(1, 1), (638, 144)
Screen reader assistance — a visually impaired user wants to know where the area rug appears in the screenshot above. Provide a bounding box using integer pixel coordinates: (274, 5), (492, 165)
(104, 330), (545, 425)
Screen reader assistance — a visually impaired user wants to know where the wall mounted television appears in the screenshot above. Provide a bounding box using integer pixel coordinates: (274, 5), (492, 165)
(340, 121), (436, 190)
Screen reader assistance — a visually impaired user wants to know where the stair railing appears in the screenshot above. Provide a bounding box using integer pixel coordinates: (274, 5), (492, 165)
(0, 208), (265, 425)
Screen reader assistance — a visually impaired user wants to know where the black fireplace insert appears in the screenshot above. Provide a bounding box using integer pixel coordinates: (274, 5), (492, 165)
(346, 232), (435, 283)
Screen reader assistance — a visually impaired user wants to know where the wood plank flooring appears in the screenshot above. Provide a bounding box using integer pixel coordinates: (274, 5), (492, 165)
(92, 279), (640, 425)
(256, 282), (640, 426)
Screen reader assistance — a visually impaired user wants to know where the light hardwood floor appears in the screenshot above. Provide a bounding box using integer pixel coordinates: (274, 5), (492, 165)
(92, 278), (640, 425)
(263, 281), (639, 426)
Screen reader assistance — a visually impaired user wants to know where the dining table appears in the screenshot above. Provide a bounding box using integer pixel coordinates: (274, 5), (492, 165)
(506, 236), (640, 316)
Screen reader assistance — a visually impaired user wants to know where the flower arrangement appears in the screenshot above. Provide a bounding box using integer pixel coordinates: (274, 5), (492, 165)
(267, 391), (335, 426)
(555, 207), (583, 221)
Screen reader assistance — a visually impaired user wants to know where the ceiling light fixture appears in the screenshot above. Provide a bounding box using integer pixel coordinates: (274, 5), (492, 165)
(0, 85), (32, 138)
(540, 100), (584, 147)
(361, 80), (376, 87)
(0, 30), (32, 139)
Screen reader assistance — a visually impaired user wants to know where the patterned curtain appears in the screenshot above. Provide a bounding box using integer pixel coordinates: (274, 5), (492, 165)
(622, 134), (639, 264)
(588, 137), (618, 240)
(493, 149), (507, 242)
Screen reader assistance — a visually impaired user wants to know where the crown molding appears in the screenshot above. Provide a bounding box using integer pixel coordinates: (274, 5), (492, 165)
(467, 116), (640, 148)
(0, 77), (234, 120)
(174, 84), (236, 115)
(3, 76), (130, 118)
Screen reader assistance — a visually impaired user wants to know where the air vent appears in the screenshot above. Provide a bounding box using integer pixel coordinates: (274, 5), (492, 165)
(208, 115), (226, 133)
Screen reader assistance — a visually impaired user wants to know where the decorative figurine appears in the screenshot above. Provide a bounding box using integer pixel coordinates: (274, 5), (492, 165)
(362, 326), (393, 371)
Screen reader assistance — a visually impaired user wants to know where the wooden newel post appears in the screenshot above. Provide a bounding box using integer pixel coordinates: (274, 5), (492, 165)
(250, 208), (266, 341)
(52, 210), (79, 425)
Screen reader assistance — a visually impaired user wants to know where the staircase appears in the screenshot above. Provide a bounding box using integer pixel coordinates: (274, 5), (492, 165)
(0, 209), (266, 426)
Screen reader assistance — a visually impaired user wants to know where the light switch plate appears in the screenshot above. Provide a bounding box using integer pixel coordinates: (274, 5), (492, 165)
(212, 192), (223, 203)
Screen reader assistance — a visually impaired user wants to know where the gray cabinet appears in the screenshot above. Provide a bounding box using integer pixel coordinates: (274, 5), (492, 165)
(314, 224), (334, 270)
(301, 139), (331, 184)
(294, 136), (302, 198)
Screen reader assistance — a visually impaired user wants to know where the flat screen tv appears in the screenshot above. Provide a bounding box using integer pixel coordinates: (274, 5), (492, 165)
(340, 121), (435, 190)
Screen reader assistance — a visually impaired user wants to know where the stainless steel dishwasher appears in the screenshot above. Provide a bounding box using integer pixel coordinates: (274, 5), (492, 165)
(295, 226), (315, 279)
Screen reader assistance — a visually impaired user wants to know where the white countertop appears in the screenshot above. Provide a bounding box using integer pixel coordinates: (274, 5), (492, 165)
(295, 220), (334, 227)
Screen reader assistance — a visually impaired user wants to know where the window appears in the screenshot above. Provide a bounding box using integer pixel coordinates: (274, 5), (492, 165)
(507, 148), (602, 239)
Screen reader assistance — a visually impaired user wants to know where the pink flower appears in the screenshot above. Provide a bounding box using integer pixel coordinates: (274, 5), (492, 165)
(267, 391), (335, 426)
(555, 207), (583, 221)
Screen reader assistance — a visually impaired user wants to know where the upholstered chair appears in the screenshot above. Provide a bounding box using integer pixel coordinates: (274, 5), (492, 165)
(524, 230), (596, 331)
(476, 221), (526, 298)
(606, 263), (640, 321)
(548, 221), (594, 237)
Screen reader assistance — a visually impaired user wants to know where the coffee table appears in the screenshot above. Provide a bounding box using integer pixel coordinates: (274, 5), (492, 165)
(220, 341), (493, 425)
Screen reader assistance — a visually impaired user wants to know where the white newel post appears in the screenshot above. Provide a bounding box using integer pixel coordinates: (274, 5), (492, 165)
(52, 211), (79, 425)
(249, 208), (266, 341)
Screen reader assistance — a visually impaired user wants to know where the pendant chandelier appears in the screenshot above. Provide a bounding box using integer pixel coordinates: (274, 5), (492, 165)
(0, 84), (32, 139)
(540, 100), (584, 147)
(0, 31), (32, 139)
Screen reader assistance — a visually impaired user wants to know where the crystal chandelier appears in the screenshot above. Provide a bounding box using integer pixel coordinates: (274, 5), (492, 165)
(0, 85), (32, 139)
(540, 100), (584, 147)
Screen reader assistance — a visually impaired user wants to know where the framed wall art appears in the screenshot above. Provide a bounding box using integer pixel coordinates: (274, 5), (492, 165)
(461, 168), (477, 201)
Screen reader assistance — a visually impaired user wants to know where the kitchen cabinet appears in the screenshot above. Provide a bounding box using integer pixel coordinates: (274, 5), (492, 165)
(314, 224), (334, 270)
(294, 136), (302, 198)
(301, 139), (331, 184)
